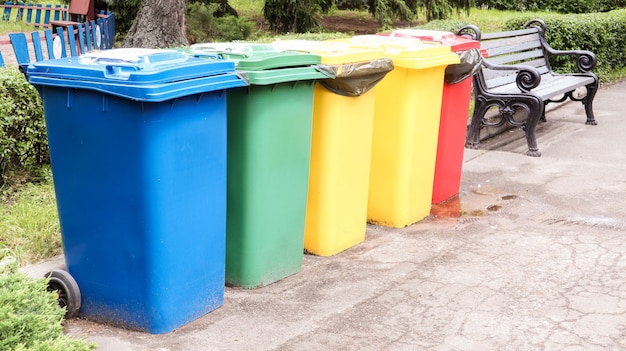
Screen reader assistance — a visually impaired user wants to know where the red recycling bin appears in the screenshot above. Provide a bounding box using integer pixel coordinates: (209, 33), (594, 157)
(386, 30), (484, 204)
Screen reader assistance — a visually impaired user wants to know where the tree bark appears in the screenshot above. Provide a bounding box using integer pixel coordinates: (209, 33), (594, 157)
(123, 0), (189, 48)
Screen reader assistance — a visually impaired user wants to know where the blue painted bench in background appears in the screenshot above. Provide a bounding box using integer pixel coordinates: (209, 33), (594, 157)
(0, 9), (115, 68)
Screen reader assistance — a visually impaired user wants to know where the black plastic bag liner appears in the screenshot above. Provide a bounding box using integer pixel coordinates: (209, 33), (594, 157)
(444, 48), (483, 85)
(316, 58), (394, 97)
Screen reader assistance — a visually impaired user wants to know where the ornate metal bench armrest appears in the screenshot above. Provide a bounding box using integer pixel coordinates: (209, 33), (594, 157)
(525, 18), (597, 73)
(481, 58), (542, 92)
(543, 46), (597, 73)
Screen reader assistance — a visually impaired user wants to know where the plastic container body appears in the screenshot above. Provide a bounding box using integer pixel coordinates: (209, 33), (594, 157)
(344, 35), (459, 227)
(432, 77), (474, 203)
(388, 30), (482, 204)
(191, 43), (330, 287)
(274, 40), (392, 256)
(27, 49), (247, 333)
(306, 81), (376, 256)
(225, 81), (317, 287)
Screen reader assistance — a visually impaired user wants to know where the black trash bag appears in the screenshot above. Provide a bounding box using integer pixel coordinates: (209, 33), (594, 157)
(316, 58), (394, 97)
(444, 48), (483, 84)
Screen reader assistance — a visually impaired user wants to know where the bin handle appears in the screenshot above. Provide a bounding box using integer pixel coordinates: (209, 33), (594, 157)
(193, 53), (223, 60)
(104, 64), (142, 80)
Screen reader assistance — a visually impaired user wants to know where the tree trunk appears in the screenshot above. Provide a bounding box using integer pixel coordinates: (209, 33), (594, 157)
(123, 0), (189, 48)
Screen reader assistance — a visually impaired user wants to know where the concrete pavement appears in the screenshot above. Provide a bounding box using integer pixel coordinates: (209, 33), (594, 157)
(23, 79), (626, 350)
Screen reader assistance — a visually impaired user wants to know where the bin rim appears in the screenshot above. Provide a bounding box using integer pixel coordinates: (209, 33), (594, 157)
(334, 35), (460, 69)
(190, 42), (323, 71)
(272, 39), (386, 64)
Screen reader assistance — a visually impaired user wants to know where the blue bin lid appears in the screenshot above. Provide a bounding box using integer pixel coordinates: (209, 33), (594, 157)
(27, 48), (249, 102)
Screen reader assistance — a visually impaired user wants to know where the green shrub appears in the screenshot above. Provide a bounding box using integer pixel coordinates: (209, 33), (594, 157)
(479, 0), (626, 13)
(415, 18), (470, 32)
(187, 2), (255, 43)
(0, 264), (95, 351)
(0, 67), (49, 187)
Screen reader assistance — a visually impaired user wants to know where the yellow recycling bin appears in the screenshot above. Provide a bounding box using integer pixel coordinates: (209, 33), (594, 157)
(346, 35), (459, 228)
(274, 40), (394, 256)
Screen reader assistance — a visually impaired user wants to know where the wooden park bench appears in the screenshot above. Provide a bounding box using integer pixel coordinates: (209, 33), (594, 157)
(460, 19), (599, 157)
(1, 11), (115, 69)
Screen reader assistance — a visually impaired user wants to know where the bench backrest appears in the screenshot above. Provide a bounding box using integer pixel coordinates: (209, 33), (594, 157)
(67, 0), (95, 22)
(479, 27), (550, 90)
(3, 11), (115, 68)
(1, 2), (68, 27)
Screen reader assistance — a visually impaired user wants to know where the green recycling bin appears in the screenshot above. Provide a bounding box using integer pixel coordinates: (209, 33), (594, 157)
(191, 43), (332, 288)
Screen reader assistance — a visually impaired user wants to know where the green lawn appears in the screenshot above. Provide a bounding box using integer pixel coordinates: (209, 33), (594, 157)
(0, 179), (62, 266)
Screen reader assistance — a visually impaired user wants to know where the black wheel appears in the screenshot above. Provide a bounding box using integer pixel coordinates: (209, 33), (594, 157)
(44, 269), (81, 319)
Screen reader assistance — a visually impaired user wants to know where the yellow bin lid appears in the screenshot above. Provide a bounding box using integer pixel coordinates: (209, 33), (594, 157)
(272, 39), (385, 65)
(338, 35), (460, 69)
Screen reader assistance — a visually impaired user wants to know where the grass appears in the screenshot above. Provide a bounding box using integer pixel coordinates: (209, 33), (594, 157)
(0, 21), (40, 35)
(0, 177), (62, 266)
(454, 8), (546, 32)
(229, 0), (264, 17)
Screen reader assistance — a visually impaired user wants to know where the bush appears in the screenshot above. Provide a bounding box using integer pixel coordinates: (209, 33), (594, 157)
(478, 0), (626, 13)
(0, 67), (49, 188)
(0, 263), (95, 351)
(187, 2), (254, 43)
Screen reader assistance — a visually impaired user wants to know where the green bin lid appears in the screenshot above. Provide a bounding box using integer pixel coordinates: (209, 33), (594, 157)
(190, 42), (331, 85)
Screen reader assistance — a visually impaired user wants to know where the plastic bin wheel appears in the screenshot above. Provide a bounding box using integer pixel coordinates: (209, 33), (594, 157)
(44, 269), (81, 318)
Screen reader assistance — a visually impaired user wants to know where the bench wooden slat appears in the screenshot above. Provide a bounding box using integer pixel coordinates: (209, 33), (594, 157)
(2, 2), (12, 21)
(16, 2), (24, 21)
(481, 27), (539, 40)
(90, 19), (98, 49)
(34, 4), (43, 26)
(44, 29), (55, 59)
(84, 20), (93, 51)
(486, 48), (545, 66)
(31, 31), (44, 61)
(26, 3), (33, 23)
(481, 32), (542, 49)
(9, 32), (30, 65)
(485, 39), (543, 57)
(77, 22), (86, 54)
(68, 25), (78, 56)
(54, 26), (67, 58)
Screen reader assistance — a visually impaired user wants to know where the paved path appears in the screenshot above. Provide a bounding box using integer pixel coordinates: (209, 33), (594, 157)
(23, 79), (626, 350)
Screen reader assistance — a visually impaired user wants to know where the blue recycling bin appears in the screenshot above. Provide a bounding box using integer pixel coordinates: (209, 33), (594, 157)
(27, 48), (248, 334)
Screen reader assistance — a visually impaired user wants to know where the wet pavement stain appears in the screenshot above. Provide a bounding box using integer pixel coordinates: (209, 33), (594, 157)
(487, 204), (502, 211)
(431, 196), (488, 218)
(431, 197), (462, 218)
